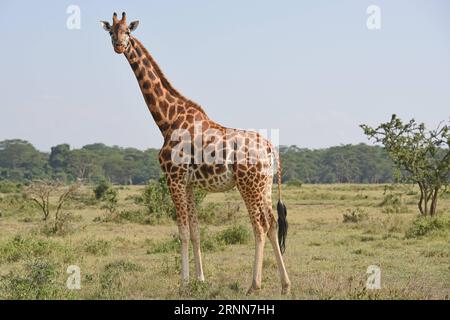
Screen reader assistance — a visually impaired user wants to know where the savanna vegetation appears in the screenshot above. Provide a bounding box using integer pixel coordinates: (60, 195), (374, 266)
(0, 181), (449, 299)
(0, 116), (448, 299)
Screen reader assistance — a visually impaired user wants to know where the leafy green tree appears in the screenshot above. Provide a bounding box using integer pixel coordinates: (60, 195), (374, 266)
(0, 140), (48, 181)
(67, 149), (101, 182)
(49, 144), (71, 181)
(49, 144), (70, 170)
(361, 115), (450, 216)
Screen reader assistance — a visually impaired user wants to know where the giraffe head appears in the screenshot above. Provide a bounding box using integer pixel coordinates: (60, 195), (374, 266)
(101, 12), (139, 54)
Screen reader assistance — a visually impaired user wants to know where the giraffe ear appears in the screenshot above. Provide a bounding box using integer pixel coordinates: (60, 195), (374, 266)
(100, 21), (111, 32)
(128, 21), (139, 32)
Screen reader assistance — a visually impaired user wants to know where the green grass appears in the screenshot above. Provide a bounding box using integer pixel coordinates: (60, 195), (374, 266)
(0, 183), (449, 300)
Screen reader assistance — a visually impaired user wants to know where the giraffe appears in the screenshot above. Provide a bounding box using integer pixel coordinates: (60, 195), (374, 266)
(101, 12), (291, 294)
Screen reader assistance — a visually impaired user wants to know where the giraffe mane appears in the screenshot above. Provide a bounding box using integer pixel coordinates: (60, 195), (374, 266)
(131, 37), (208, 116)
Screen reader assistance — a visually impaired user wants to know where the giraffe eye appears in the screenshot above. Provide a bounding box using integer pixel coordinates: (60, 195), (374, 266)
(109, 31), (113, 36)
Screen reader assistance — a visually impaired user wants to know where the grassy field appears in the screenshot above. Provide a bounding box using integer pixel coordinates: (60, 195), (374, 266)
(0, 183), (449, 300)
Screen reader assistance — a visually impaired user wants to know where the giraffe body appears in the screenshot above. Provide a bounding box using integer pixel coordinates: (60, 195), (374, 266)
(101, 13), (291, 294)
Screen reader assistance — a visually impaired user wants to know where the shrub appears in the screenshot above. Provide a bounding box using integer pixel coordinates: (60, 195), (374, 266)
(116, 209), (149, 224)
(146, 228), (226, 254)
(142, 175), (206, 221)
(217, 225), (251, 245)
(146, 234), (180, 254)
(95, 209), (157, 225)
(0, 258), (70, 299)
(93, 180), (111, 200)
(0, 235), (61, 263)
(0, 181), (21, 194)
(200, 228), (224, 252)
(0, 194), (30, 216)
(342, 208), (368, 223)
(83, 239), (111, 256)
(142, 176), (175, 220)
(379, 193), (409, 214)
(405, 216), (450, 239)
(101, 188), (118, 214)
(197, 202), (240, 224)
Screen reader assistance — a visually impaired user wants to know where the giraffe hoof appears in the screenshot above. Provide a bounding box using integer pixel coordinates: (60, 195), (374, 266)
(246, 286), (261, 296)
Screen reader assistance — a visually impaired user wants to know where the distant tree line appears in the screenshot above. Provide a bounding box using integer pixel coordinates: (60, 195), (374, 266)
(280, 144), (396, 183)
(0, 139), (396, 184)
(0, 140), (160, 185)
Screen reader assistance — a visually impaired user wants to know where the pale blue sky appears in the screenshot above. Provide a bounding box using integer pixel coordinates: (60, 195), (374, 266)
(1, 0), (449, 151)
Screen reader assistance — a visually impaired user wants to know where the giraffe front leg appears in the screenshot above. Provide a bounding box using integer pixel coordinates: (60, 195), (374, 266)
(178, 223), (190, 283)
(168, 180), (190, 283)
(187, 187), (205, 282)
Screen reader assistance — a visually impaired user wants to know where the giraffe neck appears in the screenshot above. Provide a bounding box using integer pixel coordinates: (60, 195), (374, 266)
(124, 37), (207, 137)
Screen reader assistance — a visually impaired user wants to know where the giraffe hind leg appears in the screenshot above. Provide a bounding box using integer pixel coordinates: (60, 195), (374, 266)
(267, 217), (291, 294)
(237, 188), (270, 294)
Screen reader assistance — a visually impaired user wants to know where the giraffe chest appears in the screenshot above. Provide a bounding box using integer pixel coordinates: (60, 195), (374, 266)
(187, 164), (236, 192)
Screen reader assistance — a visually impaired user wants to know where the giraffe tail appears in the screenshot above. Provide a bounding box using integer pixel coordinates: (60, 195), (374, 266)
(274, 148), (288, 254)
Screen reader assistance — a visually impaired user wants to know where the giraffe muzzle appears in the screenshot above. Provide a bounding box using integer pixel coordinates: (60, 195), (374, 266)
(113, 44), (126, 53)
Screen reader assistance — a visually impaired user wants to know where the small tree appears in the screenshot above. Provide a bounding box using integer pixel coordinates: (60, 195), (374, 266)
(25, 180), (80, 234)
(25, 180), (57, 221)
(361, 115), (450, 216)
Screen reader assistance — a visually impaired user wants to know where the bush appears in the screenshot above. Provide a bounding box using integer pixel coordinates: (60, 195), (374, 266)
(379, 193), (410, 214)
(217, 225), (251, 245)
(0, 258), (70, 299)
(83, 239), (111, 256)
(116, 209), (149, 224)
(146, 234), (180, 254)
(405, 216), (450, 239)
(342, 208), (368, 223)
(0, 194), (29, 215)
(0, 235), (61, 263)
(142, 175), (206, 221)
(93, 180), (111, 200)
(0, 181), (21, 194)
(201, 228), (224, 252)
(146, 226), (240, 255)
(197, 202), (240, 224)
(101, 188), (118, 214)
(142, 176), (175, 220)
